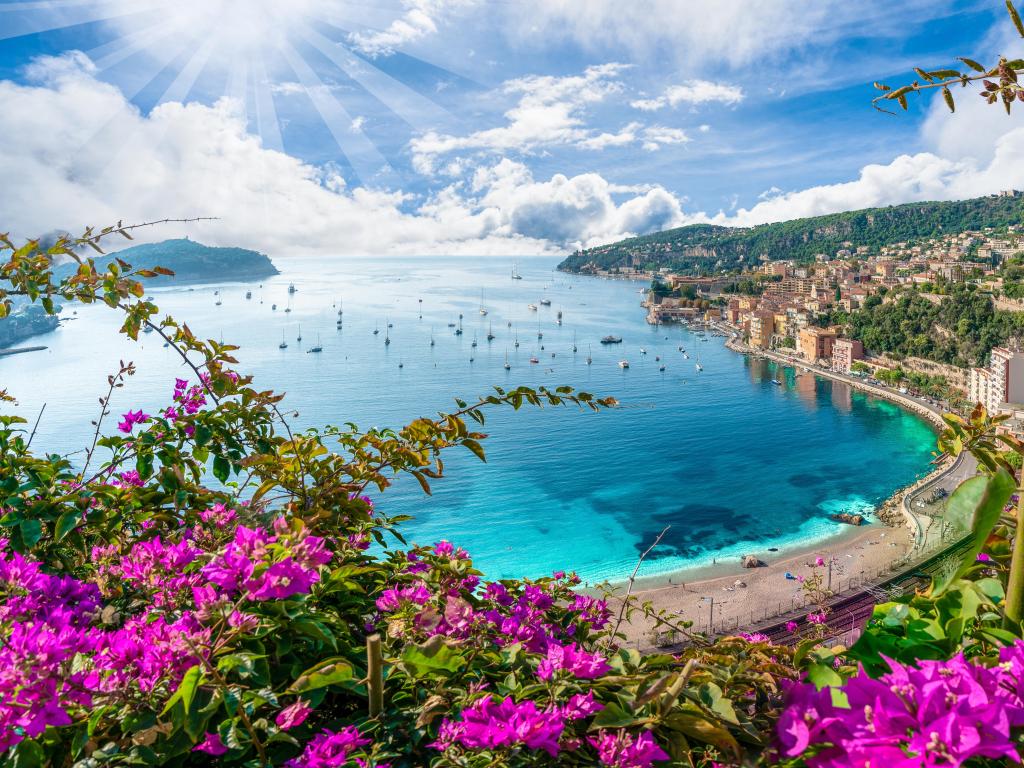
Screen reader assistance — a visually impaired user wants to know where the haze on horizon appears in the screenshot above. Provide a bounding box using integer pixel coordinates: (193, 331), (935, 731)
(0, 0), (1022, 257)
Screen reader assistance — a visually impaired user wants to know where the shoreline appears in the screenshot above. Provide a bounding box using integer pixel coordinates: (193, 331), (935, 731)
(607, 326), (967, 647)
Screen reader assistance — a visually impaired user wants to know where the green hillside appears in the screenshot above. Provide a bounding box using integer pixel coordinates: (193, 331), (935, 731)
(57, 238), (279, 283)
(558, 194), (1024, 275)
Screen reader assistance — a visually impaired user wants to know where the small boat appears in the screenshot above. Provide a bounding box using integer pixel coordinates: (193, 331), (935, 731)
(772, 379), (782, 386)
(447, 322), (456, 328)
(388, 323), (393, 328)
(530, 356), (540, 364)
(471, 335), (478, 348)
(297, 325), (302, 343)
(245, 291), (252, 299)
(600, 336), (622, 345)
(307, 335), (322, 353)
(487, 323), (494, 342)
(373, 323), (380, 335)
(479, 289), (487, 316)
(511, 262), (522, 280)
(556, 309), (562, 320)
(528, 303), (537, 311)
(284, 307), (291, 313)
(214, 290), (219, 295)
(683, 353), (689, 359)
(550, 352), (556, 358)
(384, 333), (391, 346)
(215, 299), (222, 306)
(272, 304), (277, 310)
(618, 360), (630, 369)
(398, 360), (404, 369)
(695, 362), (703, 372)
(640, 347), (647, 355)
(288, 284), (297, 294)
(540, 298), (551, 306)
(572, 332), (577, 353)
(586, 344), (593, 365)
(659, 365), (666, 371)
(537, 331), (543, 340)
(655, 355), (660, 361)
(504, 351), (511, 370)
(430, 327), (436, 347)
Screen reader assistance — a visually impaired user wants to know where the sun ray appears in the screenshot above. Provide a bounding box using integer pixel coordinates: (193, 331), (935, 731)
(157, 32), (216, 105)
(0, 0), (161, 42)
(251, 54), (285, 154)
(275, 36), (397, 188)
(85, 16), (176, 72)
(296, 21), (456, 135)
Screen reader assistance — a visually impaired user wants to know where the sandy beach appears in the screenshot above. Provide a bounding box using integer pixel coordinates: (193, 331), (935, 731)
(614, 512), (916, 650)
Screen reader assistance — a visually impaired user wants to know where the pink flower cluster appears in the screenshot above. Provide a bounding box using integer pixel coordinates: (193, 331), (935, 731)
(117, 409), (150, 433)
(284, 726), (386, 768)
(589, 729), (671, 768)
(433, 696), (566, 756)
(777, 643), (1024, 766)
(536, 641), (611, 680)
(201, 517), (331, 601)
(0, 542), (209, 751)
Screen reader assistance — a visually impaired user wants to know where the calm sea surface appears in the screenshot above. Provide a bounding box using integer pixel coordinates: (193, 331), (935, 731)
(0, 256), (936, 582)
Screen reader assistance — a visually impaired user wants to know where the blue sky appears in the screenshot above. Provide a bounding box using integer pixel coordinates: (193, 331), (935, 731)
(0, 1), (1022, 255)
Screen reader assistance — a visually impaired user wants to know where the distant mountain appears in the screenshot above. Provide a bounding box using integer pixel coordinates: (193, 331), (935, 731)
(58, 238), (279, 283)
(557, 194), (1024, 275)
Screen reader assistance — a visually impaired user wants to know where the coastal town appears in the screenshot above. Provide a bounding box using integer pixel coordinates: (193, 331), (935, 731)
(631, 194), (1024, 434)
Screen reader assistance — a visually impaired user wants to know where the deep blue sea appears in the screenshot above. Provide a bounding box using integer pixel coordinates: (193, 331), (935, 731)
(0, 256), (936, 583)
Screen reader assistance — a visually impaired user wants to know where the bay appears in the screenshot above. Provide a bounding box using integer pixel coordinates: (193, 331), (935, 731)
(0, 255), (936, 583)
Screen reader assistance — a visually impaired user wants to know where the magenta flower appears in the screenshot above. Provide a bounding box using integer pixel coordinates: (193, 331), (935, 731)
(561, 691), (604, 720)
(806, 611), (827, 625)
(376, 582), (431, 612)
(589, 730), (670, 768)
(536, 642), (610, 681)
(977, 552), (992, 562)
(785, 620), (799, 633)
(116, 409), (150, 433)
(814, 556), (825, 567)
(285, 726), (370, 768)
(777, 643), (1024, 766)
(433, 696), (565, 757)
(246, 557), (320, 601)
(193, 732), (228, 755)
(276, 700), (313, 730)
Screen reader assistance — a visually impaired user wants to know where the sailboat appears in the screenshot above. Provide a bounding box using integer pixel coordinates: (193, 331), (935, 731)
(455, 316), (463, 336)
(284, 295), (292, 313)
(307, 335), (323, 354)
(504, 350), (511, 370)
(586, 344), (592, 365)
(398, 359), (404, 369)
(430, 327), (436, 347)
(487, 322), (495, 342)
(373, 322), (380, 335)
(528, 303), (537, 311)
(618, 360), (630, 369)
(572, 332), (577, 353)
(288, 284), (297, 294)
(337, 298), (343, 317)
(479, 289), (488, 316)
(539, 297), (551, 306)
(471, 334), (478, 348)
(245, 290), (252, 299)
(279, 331), (288, 350)
(297, 325), (302, 343)
(384, 322), (391, 346)
(556, 308), (563, 325)
(695, 352), (703, 372)
(514, 328), (520, 348)
(511, 262), (522, 280)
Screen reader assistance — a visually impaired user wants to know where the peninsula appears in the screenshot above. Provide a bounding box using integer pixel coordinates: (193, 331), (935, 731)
(56, 238), (279, 284)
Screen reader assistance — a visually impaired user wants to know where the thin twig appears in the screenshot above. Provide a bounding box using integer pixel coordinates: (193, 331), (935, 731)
(610, 526), (670, 640)
(26, 402), (45, 449)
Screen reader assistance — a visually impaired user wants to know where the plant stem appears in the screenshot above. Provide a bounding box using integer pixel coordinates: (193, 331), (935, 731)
(1004, 483), (1024, 630)
(366, 634), (384, 718)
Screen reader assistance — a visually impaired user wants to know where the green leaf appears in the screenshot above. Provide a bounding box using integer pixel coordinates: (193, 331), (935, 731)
(289, 657), (354, 693)
(935, 469), (1014, 593)
(959, 57), (986, 72)
(53, 510), (81, 542)
(161, 664), (202, 715)
(1008, 0), (1024, 37)
(212, 454), (230, 483)
(19, 518), (42, 548)
(590, 701), (636, 728)
(806, 662), (843, 689)
(400, 636), (466, 678)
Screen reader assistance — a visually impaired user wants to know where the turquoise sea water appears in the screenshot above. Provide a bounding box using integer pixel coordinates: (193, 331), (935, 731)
(0, 256), (937, 583)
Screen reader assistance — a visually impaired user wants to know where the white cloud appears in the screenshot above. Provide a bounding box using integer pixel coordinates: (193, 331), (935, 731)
(0, 53), (687, 255)
(350, 115), (367, 132)
(410, 63), (629, 171)
(348, 0), (472, 57)
(268, 81), (306, 96)
(639, 126), (690, 152)
(631, 80), (744, 111)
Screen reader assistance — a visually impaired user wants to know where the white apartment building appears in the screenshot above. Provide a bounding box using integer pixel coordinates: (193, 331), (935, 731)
(970, 346), (1024, 413)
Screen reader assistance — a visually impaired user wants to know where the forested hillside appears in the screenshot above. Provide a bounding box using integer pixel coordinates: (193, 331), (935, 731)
(558, 195), (1024, 274)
